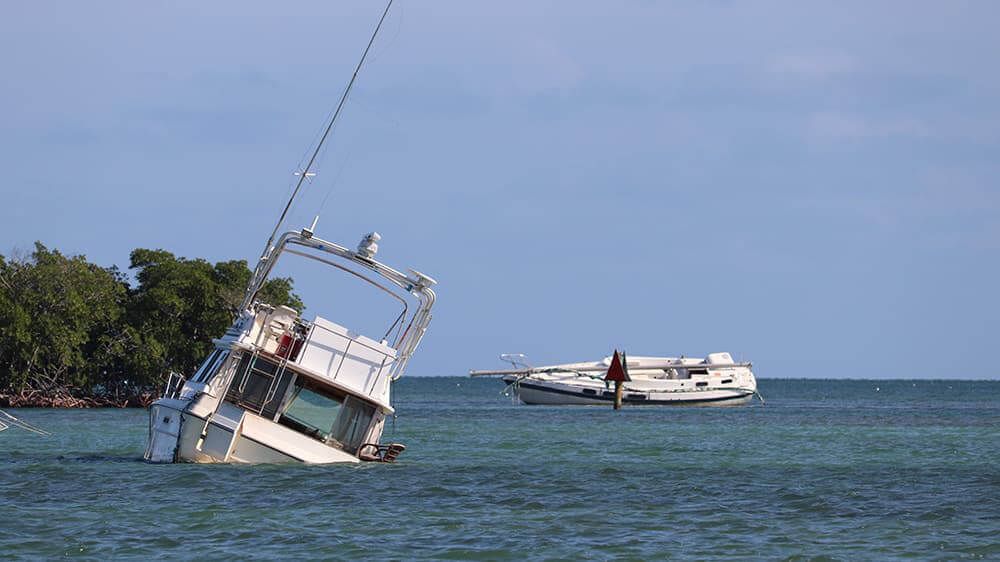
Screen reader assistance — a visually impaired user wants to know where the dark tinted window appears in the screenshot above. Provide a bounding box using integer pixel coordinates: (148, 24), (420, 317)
(226, 354), (293, 418)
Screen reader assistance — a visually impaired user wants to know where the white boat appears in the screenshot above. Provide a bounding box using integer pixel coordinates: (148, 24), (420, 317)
(470, 352), (759, 406)
(143, 230), (436, 464)
(144, 1), (437, 464)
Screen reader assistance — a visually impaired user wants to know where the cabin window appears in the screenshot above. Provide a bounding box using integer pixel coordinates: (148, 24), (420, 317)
(689, 368), (709, 376)
(582, 388), (597, 395)
(330, 397), (376, 454)
(280, 380), (343, 441)
(226, 354), (293, 419)
(208, 352), (230, 382)
(721, 379), (732, 384)
(626, 393), (646, 400)
(192, 350), (223, 383)
(696, 381), (708, 387)
(278, 379), (377, 454)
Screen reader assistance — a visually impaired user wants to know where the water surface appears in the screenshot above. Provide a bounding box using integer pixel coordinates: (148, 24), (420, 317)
(2, 378), (998, 559)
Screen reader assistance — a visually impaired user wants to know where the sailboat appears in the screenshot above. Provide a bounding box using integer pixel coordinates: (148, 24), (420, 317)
(471, 352), (759, 406)
(144, 1), (436, 464)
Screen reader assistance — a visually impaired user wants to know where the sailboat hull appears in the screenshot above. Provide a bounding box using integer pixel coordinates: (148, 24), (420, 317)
(508, 379), (755, 407)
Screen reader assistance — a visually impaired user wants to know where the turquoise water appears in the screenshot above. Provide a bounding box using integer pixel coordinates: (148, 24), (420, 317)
(2, 378), (998, 559)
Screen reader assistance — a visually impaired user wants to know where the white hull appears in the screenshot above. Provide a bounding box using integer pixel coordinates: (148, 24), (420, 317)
(511, 379), (754, 407)
(489, 352), (759, 407)
(147, 400), (363, 464)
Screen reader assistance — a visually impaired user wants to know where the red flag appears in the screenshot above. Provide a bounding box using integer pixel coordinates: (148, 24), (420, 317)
(605, 349), (631, 382)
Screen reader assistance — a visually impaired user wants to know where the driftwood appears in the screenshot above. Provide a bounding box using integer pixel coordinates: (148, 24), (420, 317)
(0, 388), (156, 408)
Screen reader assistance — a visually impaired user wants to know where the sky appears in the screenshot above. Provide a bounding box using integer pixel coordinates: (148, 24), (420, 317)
(1, 1), (998, 379)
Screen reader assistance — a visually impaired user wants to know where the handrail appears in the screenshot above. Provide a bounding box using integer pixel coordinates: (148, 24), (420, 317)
(242, 230), (435, 383)
(469, 362), (753, 377)
(281, 246), (410, 346)
(226, 340), (396, 413)
(260, 340), (297, 417)
(309, 320), (397, 358)
(303, 327), (396, 385)
(163, 371), (186, 399)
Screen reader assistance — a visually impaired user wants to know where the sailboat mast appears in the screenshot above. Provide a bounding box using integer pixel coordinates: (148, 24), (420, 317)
(257, 0), (395, 263)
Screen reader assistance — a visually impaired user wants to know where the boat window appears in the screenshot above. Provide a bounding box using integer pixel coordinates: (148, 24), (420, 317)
(192, 350), (222, 383)
(582, 388), (597, 395)
(329, 397), (376, 454)
(226, 354), (294, 418)
(208, 352), (231, 382)
(721, 379), (733, 384)
(689, 368), (709, 376)
(696, 381), (708, 387)
(277, 380), (376, 453)
(280, 381), (344, 441)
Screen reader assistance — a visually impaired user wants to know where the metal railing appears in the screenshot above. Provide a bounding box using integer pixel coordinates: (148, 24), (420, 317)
(298, 321), (395, 394)
(163, 372), (186, 399)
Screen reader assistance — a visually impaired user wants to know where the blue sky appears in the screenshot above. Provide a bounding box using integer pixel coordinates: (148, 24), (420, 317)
(2, 1), (998, 378)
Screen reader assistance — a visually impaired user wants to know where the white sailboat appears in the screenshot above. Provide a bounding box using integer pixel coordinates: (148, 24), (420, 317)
(144, 0), (436, 464)
(471, 352), (759, 406)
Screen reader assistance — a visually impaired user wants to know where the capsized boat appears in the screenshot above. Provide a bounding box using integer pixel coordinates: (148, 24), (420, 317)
(470, 352), (759, 406)
(144, 1), (436, 464)
(144, 230), (436, 464)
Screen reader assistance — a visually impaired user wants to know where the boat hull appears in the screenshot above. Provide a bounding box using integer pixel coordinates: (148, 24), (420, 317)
(509, 379), (755, 407)
(145, 399), (361, 464)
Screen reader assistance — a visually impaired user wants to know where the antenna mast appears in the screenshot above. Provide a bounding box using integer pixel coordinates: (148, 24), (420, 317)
(258, 0), (395, 260)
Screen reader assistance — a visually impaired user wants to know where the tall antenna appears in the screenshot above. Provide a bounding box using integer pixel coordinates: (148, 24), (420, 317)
(258, 0), (395, 260)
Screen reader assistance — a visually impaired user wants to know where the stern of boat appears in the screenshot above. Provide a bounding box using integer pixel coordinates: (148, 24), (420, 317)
(144, 398), (188, 463)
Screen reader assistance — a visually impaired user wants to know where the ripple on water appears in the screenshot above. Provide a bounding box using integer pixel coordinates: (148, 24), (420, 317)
(1, 379), (999, 559)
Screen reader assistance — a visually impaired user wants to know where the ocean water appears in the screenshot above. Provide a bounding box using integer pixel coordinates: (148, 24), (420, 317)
(2, 378), (998, 560)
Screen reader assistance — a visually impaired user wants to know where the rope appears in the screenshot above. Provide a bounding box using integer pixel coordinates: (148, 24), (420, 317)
(259, 0), (396, 258)
(500, 374), (530, 404)
(0, 408), (51, 436)
(317, 146), (354, 217)
(389, 368), (399, 439)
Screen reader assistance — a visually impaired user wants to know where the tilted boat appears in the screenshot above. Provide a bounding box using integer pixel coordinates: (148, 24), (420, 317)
(144, 1), (437, 464)
(144, 230), (436, 464)
(470, 352), (759, 406)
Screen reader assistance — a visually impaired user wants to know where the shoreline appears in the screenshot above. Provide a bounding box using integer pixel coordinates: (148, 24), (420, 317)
(1, 392), (156, 409)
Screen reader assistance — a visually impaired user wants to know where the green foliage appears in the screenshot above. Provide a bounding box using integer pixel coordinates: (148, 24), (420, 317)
(0, 243), (133, 393)
(0, 243), (303, 397)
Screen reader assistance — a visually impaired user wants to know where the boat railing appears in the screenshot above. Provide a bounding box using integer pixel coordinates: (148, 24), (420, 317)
(469, 361), (753, 377)
(223, 349), (297, 420)
(163, 371), (186, 399)
(242, 230), (435, 384)
(297, 320), (396, 396)
(358, 442), (405, 463)
(261, 349), (295, 417)
(308, 320), (396, 362)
